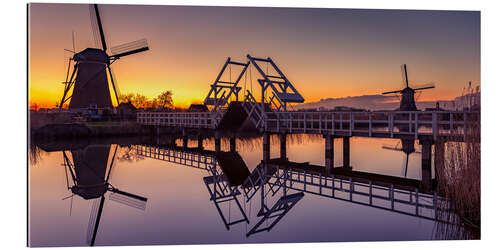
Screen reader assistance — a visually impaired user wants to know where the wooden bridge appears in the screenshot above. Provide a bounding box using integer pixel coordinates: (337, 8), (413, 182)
(138, 109), (476, 141)
(137, 55), (478, 143)
(136, 55), (477, 197)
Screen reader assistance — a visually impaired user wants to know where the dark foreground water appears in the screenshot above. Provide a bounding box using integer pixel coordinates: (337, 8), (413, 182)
(29, 135), (440, 247)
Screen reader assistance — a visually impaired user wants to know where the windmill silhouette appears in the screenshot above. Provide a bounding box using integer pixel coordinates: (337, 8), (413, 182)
(61, 144), (148, 246)
(382, 64), (435, 111)
(59, 4), (149, 109)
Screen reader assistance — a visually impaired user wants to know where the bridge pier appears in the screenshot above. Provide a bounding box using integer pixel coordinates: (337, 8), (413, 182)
(324, 135), (334, 171)
(230, 137), (236, 152)
(215, 134), (221, 152)
(343, 137), (351, 168)
(420, 139), (433, 191)
(263, 133), (270, 163)
(280, 133), (287, 160)
(197, 137), (204, 149)
(434, 139), (445, 183)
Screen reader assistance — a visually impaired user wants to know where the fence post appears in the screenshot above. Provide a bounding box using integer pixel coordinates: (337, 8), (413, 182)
(432, 112), (438, 140)
(332, 113), (335, 135)
(389, 113), (394, 138)
(414, 113), (418, 139)
(319, 113), (322, 133)
(463, 112), (467, 141)
(349, 112), (353, 136)
(369, 112), (372, 137)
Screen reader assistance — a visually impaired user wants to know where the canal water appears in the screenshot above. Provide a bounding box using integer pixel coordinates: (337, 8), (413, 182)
(29, 135), (438, 247)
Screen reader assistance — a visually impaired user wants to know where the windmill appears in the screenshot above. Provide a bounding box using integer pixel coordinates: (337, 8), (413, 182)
(382, 64), (435, 111)
(382, 139), (421, 178)
(59, 4), (149, 110)
(61, 144), (148, 246)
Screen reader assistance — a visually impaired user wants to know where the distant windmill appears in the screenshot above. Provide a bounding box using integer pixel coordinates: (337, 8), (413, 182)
(59, 4), (149, 109)
(382, 64), (435, 111)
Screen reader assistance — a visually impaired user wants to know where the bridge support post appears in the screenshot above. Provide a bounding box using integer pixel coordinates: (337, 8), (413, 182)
(182, 137), (188, 149)
(434, 139), (445, 183)
(263, 133), (270, 163)
(280, 133), (287, 160)
(324, 135), (334, 172)
(197, 137), (204, 149)
(230, 137), (236, 152)
(420, 139), (433, 191)
(215, 133), (221, 152)
(343, 137), (351, 168)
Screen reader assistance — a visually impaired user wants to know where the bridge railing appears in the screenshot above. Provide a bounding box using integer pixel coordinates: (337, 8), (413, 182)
(265, 110), (479, 140)
(137, 111), (215, 129)
(267, 166), (440, 221)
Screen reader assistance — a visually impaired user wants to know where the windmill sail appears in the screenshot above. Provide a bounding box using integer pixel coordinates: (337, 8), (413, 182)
(110, 39), (149, 59)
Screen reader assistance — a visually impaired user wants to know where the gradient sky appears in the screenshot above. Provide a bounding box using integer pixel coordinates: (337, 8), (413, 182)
(28, 3), (480, 108)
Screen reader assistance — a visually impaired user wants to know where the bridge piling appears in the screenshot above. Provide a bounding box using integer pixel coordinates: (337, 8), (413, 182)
(197, 137), (204, 149)
(280, 133), (287, 160)
(263, 133), (270, 163)
(230, 137), (236, 152)
(324, 135), (334, 171)
(343, 137), (351, 168)
(434, 139), (445, 183)
(215, 133), (221, 152)
(420, 139), (433, 191)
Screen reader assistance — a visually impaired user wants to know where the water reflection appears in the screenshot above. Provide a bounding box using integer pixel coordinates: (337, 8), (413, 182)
(30, 134), (450, 246)
(381, 138), (421, 178)
(58, 143), (148, 246)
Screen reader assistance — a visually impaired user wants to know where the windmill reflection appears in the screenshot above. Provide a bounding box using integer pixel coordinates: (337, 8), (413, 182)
(382, 138), (421, 178)
(61, 144), (148, 246)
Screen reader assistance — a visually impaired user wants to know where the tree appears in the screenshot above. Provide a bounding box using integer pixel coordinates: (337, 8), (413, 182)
(119, 93), (135, 104)
(156, 90), (174, 109)
(117, 91), (174, 109)
(132, 94), (148, 109)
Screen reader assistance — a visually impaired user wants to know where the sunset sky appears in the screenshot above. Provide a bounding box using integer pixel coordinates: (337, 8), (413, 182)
(28, 3), (480, 108)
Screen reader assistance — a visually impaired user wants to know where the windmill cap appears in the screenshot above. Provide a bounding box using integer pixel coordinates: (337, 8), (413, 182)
(73, 48), (109, 63)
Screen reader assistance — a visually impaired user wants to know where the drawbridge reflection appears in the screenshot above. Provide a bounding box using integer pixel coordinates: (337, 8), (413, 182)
(136, 137), (444, 237)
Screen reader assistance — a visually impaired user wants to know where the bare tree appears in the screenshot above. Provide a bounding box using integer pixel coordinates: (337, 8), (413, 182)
(156, 90), (174, 109)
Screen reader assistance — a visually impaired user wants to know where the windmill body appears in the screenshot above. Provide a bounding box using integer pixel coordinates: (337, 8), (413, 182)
(399, 87), (417, 111)
(59, 4), (149, 110)
(70, 144), (111, 199)
(69, 49), (113, 109)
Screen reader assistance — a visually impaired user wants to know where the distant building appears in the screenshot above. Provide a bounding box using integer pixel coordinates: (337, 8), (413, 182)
(117, 102), (137, 120)
(332, 106), (367, 112)
(188, 104), (209, 112)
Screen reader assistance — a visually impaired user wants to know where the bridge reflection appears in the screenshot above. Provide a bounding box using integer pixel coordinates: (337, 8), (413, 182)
(136, 136), (444, 236)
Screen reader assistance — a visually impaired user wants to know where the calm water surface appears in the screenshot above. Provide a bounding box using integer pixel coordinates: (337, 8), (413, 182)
(29, 135), (438, 247)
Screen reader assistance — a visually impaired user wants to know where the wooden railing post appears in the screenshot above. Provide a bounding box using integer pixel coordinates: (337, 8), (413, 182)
(349, 112), (353, 136)
(389, 113), (394, 138)
(368, 112), (372, 137)
(432, 112), (438, 140)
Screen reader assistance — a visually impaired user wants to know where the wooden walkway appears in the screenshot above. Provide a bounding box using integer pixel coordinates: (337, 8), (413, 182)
(137, 108), (478, 140)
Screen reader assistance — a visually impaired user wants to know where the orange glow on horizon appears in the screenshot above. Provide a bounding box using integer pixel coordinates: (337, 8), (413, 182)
(28, 4), (480, 110)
